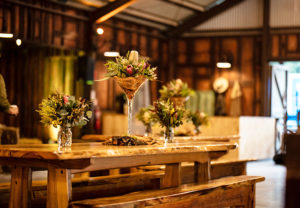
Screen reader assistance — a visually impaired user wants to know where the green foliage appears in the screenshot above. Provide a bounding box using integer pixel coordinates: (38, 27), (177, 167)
(151, 99), (185, 128)
(37, 92), (92, 128)
(136, 106), (153, 127)
(159, 79), (194, 100)
(187, 111), (209, 128)
(104, 51), (157, 80)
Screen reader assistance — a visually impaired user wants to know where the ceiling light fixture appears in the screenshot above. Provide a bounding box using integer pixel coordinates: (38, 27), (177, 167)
(0, 33), (13, 38)
(96, 27), (104, 35)
(216, 53), (233, 69)
(104, 51), (120, 57)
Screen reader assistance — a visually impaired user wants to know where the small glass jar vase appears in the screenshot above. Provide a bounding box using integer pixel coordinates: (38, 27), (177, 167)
(58, 127), (72, 148)
(145, 125), (152, 137)
(194, 126), (201, 135)
(164, 126), (174, 143)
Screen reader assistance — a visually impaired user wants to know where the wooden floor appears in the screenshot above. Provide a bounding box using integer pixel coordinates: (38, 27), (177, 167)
(0, 159), (286, 208)
(247, 159), (286, 208)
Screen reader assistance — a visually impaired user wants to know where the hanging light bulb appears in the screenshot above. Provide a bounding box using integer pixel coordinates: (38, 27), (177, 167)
(16, 39), (22, 46)
(96, 27), (104, 35)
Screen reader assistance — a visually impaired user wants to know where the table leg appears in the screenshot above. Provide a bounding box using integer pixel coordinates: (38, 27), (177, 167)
(194, 159), (211, 183)
(47, 167), (72, 208)
(161, 163), (181, 188)
(9, 166), (32, 208)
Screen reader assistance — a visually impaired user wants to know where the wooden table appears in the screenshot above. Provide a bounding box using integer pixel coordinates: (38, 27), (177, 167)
(0, 142), (236, 208)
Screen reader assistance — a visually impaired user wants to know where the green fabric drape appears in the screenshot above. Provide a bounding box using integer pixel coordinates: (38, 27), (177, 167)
(43, 56), (77, 97)
(186, 90), (215, 116)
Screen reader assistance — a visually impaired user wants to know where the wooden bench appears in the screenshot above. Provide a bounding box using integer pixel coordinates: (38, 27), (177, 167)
(0, 171), (163, 208)
(71, 175), (264, 208)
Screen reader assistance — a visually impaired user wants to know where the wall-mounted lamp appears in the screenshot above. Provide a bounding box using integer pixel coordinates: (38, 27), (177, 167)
(104, 51), (120, 57)
(216, 53), (232, 69)
(16, 39), (22, 46)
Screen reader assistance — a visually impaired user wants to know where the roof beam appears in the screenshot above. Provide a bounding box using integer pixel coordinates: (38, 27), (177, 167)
(122, 8), (178, 27)
(168, 0), (245, 36)
(164, 0), (205, 12)
(91, 0), (136, 23)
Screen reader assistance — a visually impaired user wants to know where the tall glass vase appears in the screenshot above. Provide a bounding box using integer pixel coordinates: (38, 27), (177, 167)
(114, 76), (146, 135)
(58, 127), (72, 148)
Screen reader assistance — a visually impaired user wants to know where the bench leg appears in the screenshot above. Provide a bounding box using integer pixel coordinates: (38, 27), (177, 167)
(194, 160), (211, 183)
(47, 167), (72, 208)
(161, 163), (181, 188)
(246, 184), (256, 208)
(9, 166), (32, 208)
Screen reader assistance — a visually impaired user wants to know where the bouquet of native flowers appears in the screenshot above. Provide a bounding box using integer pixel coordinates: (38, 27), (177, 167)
(136, 106), (154, 136)
(37, 92), (92, 148)
(104, 51), (157, 80)
(151, 99), (185, 143)
(159, 79), (194, 106)
(187, 111), (209, 135)
(100, 50), (157, 136)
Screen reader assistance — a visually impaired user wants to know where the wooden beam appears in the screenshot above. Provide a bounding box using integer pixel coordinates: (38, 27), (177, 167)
(261, 0), (271, 116)
(168, 0), (245, 37)
(91, 0), (136, 23)
(164, 0), (205, 12)
(122, 8), (178, 27)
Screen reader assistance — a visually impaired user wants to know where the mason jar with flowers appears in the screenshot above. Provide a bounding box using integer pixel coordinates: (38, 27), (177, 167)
(151, 99), (185, 143)
(37, 92), (92, 148)
(100, 51), (157, 136)
(136, 106), (153, 136)
(187, 111), (209, 135)
(159, 79), (194, 107)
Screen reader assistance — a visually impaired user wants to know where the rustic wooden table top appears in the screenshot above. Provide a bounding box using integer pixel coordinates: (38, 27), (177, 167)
(0, 142), (236, 160)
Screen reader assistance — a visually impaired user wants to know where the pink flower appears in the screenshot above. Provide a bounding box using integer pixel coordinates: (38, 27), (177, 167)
(126, 65), (134, 75)
(143, 62), (149, 69)
(63, 96), (69, 104)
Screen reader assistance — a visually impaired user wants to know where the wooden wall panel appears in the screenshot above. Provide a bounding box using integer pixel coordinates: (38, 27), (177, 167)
(174, 36), (261, 116)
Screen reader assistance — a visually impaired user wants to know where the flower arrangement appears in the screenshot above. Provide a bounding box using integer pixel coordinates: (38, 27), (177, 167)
(187, 111), (209, 134)
(104, 51), (157, 80)
(159, 79), (194, 100)
(37, 92), (92, 128)
(151, 99), (185, 129)
(136, 107), (153, 127)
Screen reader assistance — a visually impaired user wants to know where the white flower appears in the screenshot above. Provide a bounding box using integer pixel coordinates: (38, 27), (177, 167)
(129, 50), (139, 65)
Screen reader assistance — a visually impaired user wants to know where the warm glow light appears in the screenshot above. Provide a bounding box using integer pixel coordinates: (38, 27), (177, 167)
(16, 39), (22, 46)
(96, 27), (104, 35)
(104, 51), (120, 57)
(0, 33), (13, 38)
(216, 62), (231, 69)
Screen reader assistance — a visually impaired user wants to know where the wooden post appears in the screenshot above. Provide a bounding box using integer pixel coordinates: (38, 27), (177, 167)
(47, 167), (72, 208)
(261, 0), (271, 116)
(161, 163), (181, 188)
(9, 166), (32, 208)
(194, 160), (211, 183)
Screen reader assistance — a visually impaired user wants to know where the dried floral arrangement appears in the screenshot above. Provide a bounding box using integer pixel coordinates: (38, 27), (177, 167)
(159, 79), (194, 100)
(151, 99), (185, 129)
(103, 51), (157, 80)
(187, 111), (209, 129)
(136, 106), (153, 127)
(37, 92), (92, 128)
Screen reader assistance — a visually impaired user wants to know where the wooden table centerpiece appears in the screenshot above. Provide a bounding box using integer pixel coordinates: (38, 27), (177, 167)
(37, 92), (92, 149)
(100, 50), (157, 135)
(159, 79), (194, 107)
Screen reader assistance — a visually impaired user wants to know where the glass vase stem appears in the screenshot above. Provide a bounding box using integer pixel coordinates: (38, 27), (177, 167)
(127, 98), (133, 135)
